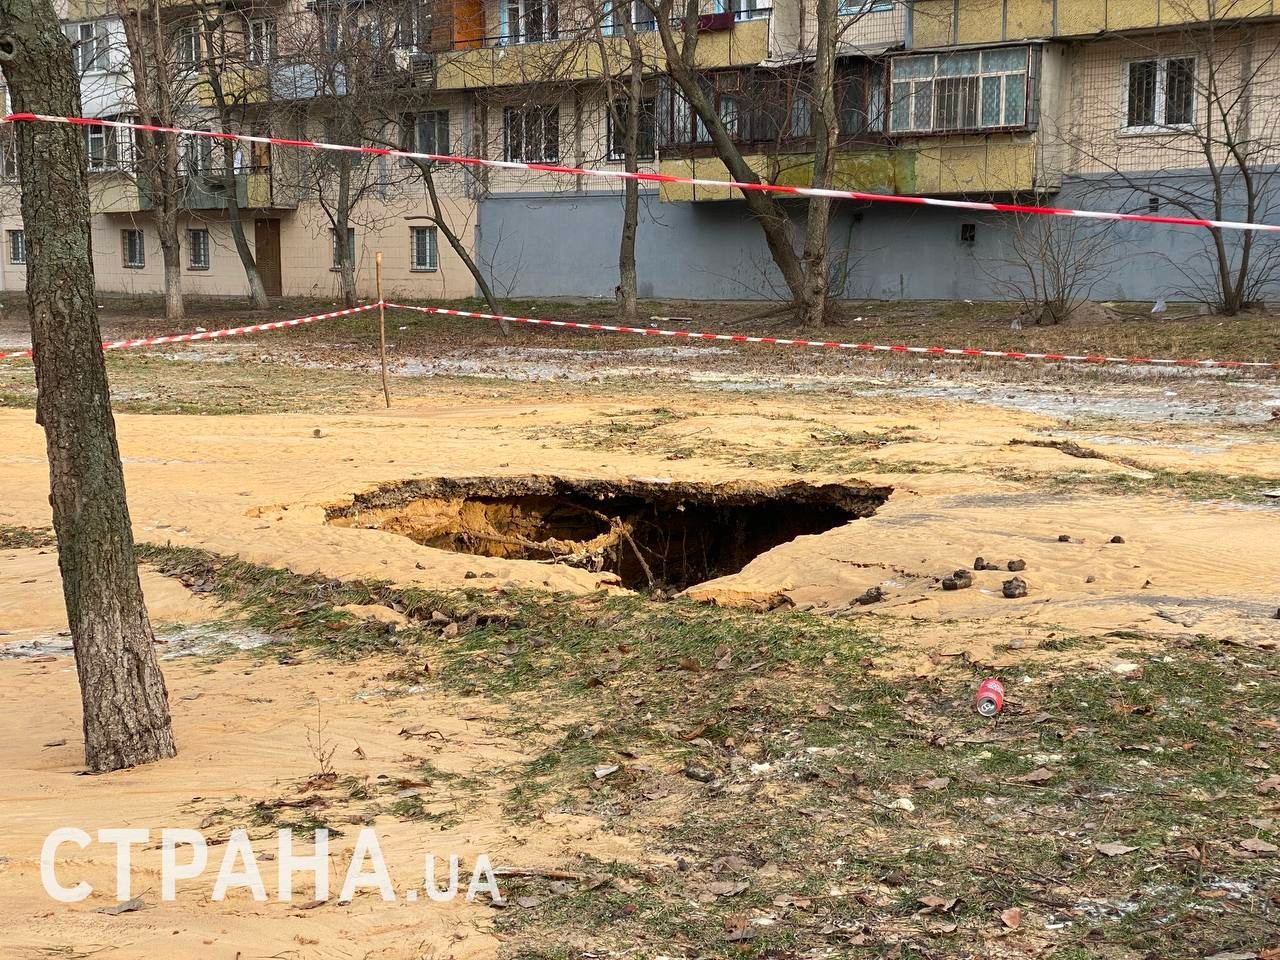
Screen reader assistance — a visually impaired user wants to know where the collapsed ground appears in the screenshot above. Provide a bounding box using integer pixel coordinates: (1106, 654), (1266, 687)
(0, 296), (1278, 960)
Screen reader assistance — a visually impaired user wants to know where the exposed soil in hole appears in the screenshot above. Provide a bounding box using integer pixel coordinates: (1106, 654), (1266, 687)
(326, 475), (891, 591)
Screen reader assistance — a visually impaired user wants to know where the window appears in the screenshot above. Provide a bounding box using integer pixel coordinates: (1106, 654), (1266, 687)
(838, 63), (887, 136)
(66, 21), (109, 74)
(607, 99), (656, 161)
(410, 226), (438, 271)
(1125, 57), (1195, 130)
(403, 110), (450, 154)
(7, 230), (26, 265)
(175, 25), (201, 69)
(0, 129), (16, 179)
(84, 124), (114, 171)
(331, 226), (355, 269)
(959, 222), (976, 243)
(122, 228), (145, 268)
(179, 133), (214, 177)
(504, 105), (559, 162)
(188, 228), (210, 270)
(394, 0), (434, 49)
(730, 0), (772, 20)
(246, 17), (277, 63)
(890, 47), (1031, 134)
(837, 0), (892, 13)
(505, 0), (557, 43)
(604, 0), (656, 34)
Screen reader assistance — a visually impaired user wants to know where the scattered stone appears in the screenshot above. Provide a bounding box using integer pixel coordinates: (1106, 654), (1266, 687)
(312, 429), (324, 439)
(1110, 535), (1126, 544)
(1058, 534), (1071, 542)
(1008, 638), (1026, 650)
(974, 557), (999, 571)
(855, 586), (884, 606)
(942, 569), (973, 591)
(463, 571), (477, 579)
(1085, 575), (1097, 583)
(1007, 559), (1026, 572)
(1273, 608), (1279, 620)
(684, 764), (716, 783)
(1002, 577), (1028, 599)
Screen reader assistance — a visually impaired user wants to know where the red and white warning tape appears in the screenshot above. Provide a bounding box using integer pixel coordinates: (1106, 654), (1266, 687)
(3, 112), (1279, 234)
(0, 303), (379, 360)
(387, 302), (1280, 369)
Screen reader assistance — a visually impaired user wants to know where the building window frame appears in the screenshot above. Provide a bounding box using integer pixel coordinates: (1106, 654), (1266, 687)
(7, 229), (26, 265)
(837, 0), (893, 14)
(401, 110), (450, 155)
(331, 226), (356, 270)
(604, 0), (657, 34)
(410, 225), (439, 272)
(606, 98), (657, 161)
(889, 45), (1033, 135)
(175, 24), (203, 70)
(504, 0), (558, 44)
(246, 17), (277, 64)
(67, 21), (110, 74)
(188, 228), (210, 270)
(1122, 55), (1196, 134)
(503, 104), (560, 163)
(122, 228), (145, 269)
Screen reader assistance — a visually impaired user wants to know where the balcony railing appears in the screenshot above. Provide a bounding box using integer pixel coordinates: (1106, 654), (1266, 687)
(138, 168), (295, 211)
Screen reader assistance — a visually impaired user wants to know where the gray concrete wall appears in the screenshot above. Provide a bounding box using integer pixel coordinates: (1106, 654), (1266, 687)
(474, 173), (1280, 303)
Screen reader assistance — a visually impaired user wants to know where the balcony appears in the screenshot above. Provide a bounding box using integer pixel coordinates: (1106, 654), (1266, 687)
(138, 169), (297, 212)
(657, 138), (1048, 201)
(434, 13), (772, 90)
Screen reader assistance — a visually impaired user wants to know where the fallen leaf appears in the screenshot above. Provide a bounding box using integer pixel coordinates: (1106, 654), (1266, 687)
(1240, 838), (1279, 854)
(1095, 842), (1138, 857)
(1008, 766), (1055, 784)
(917, 895), (958, 914)
(1000, 906), (1023, 929)
(707, 880), (749, 897)
(97, 896), (144, 916)
(920, 777), (951, 791)
(593, 764), (620, 780)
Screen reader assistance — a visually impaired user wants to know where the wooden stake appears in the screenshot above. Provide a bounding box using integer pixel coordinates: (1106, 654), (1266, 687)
(375, 251), (390, 408)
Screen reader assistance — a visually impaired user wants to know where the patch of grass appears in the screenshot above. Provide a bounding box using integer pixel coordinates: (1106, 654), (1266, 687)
(0, 524), (54, 549)
(139, 542), (1280, 959)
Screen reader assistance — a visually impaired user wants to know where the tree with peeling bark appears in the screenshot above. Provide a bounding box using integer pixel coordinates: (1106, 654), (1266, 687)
(0, 0), (176, 772)
(192, 0), (272, 308)
(115, 0), (187, 321)
(645, 0), (875, 326)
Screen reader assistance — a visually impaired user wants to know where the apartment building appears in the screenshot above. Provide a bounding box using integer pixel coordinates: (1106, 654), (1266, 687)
(1, 0), (1277, 304)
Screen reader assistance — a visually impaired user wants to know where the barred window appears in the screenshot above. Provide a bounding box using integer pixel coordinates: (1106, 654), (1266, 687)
(7, 229), (26, 265)
(504, 105), (559, 163)
(188, 228), (210, 270)
(410, 226), (438, 271)
(1126, 57), (1195, 130)
(122, 228), (145, 269)
(890, 47), (1031, 134)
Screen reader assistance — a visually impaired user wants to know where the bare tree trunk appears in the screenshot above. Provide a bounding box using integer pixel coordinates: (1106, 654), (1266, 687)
(799, 0), (838, 327)
(653, 0), (809, 318)
(335, 154), (357, 307)
(119, 1), (184, 321)
(226, 191), (270, 308)
(615, 17), (644, 323)
(409, 157), (508, 332)
(0, 0), (176, 772)
(196, 5), (270, 309)
(160, 231), (183, 318)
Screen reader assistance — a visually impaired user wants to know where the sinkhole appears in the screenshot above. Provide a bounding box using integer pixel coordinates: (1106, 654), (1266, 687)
(326, 475), (892, 592)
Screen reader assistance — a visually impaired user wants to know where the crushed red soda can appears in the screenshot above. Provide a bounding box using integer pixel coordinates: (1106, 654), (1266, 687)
(975, 677), (1005, 717)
